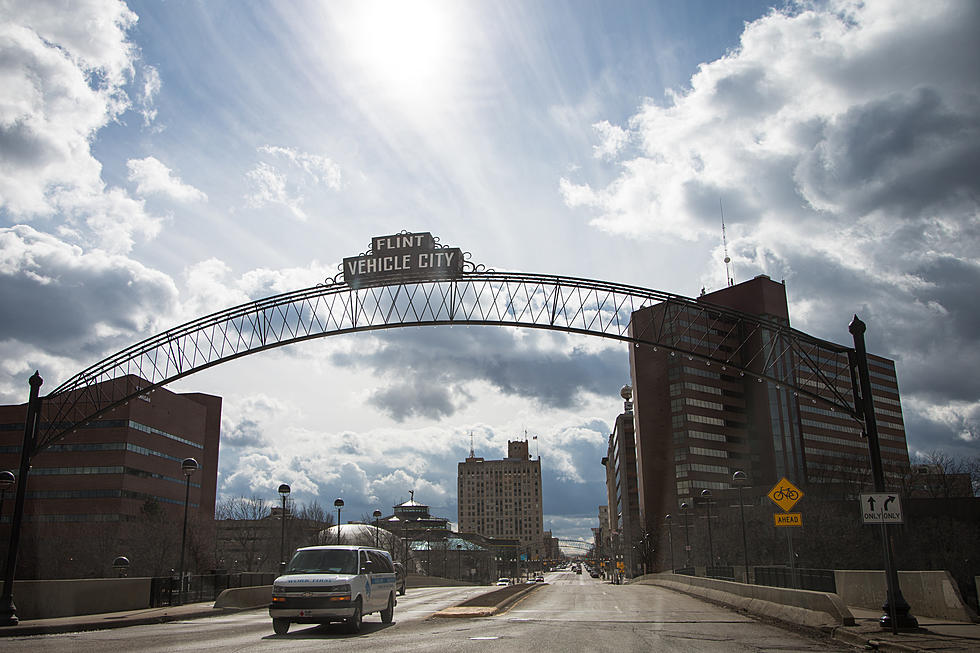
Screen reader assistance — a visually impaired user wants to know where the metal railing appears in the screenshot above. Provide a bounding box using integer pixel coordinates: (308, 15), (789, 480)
(149, 572), (275, 607)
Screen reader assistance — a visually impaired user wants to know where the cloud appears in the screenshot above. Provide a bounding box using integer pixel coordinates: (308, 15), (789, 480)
(563, 0), (980, 456)
(0, 0), (162, 253)
(244, 145), (343, 220)
(591, 120), (628, 160)
(127, 157), (207, 202)
(0, 225), (178, 359)
(331, 327), (627, 420)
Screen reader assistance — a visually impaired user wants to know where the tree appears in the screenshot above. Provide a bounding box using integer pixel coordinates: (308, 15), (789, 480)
(215, 496), (270, 571)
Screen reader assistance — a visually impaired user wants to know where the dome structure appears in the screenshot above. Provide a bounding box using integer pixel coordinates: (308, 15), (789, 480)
(315, 523), (401, 550)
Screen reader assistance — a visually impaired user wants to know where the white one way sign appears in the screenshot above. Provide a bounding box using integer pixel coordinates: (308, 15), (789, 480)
(860, 493), (904, 524)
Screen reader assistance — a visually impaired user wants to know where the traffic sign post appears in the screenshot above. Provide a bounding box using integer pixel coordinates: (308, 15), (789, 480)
(860, 493), (904, 524)
(767, 478), (803, 588)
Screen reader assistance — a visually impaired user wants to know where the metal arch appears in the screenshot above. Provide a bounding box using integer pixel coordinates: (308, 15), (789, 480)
(33, 271), (859, 451)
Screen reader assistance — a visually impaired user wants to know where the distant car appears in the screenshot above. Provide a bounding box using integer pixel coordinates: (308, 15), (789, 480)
(533, 576), (545, 583)
(393, 561), (406, 596)
(496, 578), (511, 586)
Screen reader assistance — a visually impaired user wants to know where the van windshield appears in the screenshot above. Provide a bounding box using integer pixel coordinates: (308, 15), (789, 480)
(286, 549), (358, 575)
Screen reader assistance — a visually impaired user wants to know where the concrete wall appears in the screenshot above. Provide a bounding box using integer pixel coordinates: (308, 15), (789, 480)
(407, 574), (478, 588)
(634, 573), (855, 627)
(213, 585), (271, 609)
(835, 570), (976, 622)
(0, 578), (151, 620)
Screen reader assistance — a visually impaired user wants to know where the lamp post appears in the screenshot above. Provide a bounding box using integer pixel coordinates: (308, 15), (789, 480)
(664, 514), (674, 572)
(178, 457), (199, 605)
(333, 498), (344, 545)
(456, 543), (462, 580)
(732, 471), (750, 583)
(680, 502), (691, 568)
(700, 489), (714, 569)
(373, 509), (382, 549)
(278, 484), (290, 573)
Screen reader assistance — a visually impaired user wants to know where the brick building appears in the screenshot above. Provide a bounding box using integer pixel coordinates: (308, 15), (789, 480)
(0, 375), (221, 578)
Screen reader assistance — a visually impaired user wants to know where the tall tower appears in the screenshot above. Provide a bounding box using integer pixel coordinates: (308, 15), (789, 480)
(457, 440), (545, 560)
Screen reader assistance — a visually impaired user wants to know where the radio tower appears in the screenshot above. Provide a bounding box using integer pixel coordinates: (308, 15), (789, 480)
(721, 199), (735, 287)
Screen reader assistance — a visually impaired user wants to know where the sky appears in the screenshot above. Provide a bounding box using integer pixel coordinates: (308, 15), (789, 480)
(1, 0), (978, 548)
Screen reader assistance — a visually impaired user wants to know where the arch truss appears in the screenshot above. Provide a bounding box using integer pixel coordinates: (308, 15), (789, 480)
(34, 271), (860, 452)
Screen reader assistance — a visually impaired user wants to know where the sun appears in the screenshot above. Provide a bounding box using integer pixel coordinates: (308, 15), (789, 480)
(343, 1), (457, 98)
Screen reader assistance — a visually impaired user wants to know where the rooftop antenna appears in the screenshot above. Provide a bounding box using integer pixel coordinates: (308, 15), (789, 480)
(721, 199), (735, 287)
(533, 433), (539, 459)
(469, 431), (475, 458)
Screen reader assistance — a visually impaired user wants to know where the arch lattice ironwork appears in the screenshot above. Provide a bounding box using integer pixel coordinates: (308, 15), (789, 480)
(33, 271), (860, 452)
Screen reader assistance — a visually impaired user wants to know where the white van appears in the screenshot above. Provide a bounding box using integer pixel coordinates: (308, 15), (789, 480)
(269, 545), (398, 635)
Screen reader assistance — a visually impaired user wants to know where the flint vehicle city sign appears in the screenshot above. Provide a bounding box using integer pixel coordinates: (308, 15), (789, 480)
(343, 232), (463, 288)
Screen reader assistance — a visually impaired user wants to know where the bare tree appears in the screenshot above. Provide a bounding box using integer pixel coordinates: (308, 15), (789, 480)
(215, 496), (270, 571)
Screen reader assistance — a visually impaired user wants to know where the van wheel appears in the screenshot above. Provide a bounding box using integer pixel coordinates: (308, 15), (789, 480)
(380, 593), (394, 624)
(272, 618), (289, 635)
(346, 599), (362, 634)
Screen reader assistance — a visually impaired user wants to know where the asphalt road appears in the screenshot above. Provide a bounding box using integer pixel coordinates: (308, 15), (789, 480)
(2, 571), (851, 652)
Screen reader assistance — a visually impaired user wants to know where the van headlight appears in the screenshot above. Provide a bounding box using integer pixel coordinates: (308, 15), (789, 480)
(272, 585), (286, 596)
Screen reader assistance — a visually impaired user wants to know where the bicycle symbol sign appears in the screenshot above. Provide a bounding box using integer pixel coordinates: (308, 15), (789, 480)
(767, 477), (804, 512)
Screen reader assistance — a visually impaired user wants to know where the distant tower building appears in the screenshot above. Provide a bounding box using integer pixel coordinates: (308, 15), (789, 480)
(628, 275), (911, 553)
(458, 439), (545, 561)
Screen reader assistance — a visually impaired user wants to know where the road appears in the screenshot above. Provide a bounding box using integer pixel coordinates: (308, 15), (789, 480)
(3, 571), (850, 652)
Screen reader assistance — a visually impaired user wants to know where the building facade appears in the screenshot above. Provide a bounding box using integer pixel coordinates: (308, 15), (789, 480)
(0, 375), (221, 578)
(457, 440), (545, 561)
(628, 275), (911, 562)
(600, 387), (642, 577)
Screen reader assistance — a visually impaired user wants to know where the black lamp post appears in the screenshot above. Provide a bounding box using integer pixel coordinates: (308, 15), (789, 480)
(700, 489), (714, 568)
(680, 502), (691, 568)
(664, 514), (674, 572)
(178, 457), (199, 605)
(333, 498), (344, 545)
(278, 483), (290, 573)
(733, 471), (750, 583)
(373, 509), (382, 548)
(456, 543), (462, 580)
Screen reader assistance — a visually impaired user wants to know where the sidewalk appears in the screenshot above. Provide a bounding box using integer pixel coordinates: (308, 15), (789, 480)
(828, 607), (980, 653)
(0, 601), (244, 637)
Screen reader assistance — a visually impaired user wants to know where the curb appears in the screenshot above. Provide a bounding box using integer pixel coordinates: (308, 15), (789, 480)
(0, 606), (250, 637)
(432, 583), (544, 618)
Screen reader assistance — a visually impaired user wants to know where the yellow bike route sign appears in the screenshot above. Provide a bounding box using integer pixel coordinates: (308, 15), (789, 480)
(767, 477), (803, 512)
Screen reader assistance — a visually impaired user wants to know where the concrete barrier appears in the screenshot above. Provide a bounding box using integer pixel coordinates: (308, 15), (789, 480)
(835, 570), (976, 622)
(633, 573), (855, 627)
(213, 584), (272, 609)
(0, 578), (152, 620)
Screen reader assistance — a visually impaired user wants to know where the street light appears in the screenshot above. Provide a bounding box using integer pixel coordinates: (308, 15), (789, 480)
(178, 457), (199, 605)
(373, 509), (382, 549)
(456, 544), (463, 580)
(733, 471), (750, 583)
(700, 489), (714, 569)
(333, 498), (344, 545)
(680, 502), (691, 568)
(664, 514), (674, 572)
(112, 556), (130, 578)
(278, 483), (291, 573)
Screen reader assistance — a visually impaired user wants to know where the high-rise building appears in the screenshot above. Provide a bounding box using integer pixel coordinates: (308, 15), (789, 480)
(457, 440), (545, 561)
(628, 275), (911, 542)
(600, 386), (642, 576)
(0, 375), (221, 578)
